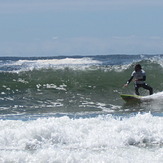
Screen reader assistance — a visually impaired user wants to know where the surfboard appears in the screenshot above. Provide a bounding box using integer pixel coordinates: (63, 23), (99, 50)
(120, 94), (142, 103)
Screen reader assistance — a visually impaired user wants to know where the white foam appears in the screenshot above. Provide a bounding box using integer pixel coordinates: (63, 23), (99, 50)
(148, 56), (163, 67)
(140, 92), (163, 112)
(6, 58), (102, 72)
(104, 64), (132, 72)
(0, 113), (162, 162)
(142, 91), (163, 101)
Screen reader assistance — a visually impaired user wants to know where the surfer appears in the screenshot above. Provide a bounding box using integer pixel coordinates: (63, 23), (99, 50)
(124, 64), (153, 95)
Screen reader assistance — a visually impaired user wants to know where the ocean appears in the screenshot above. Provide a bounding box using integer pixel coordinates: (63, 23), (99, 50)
(0, 55), (162, 162)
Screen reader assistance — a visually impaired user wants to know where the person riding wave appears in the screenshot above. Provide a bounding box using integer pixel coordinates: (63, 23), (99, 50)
(124, 64), (153, 95)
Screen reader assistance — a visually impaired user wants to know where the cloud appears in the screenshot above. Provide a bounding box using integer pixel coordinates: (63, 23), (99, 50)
(52, 36), (59, 40)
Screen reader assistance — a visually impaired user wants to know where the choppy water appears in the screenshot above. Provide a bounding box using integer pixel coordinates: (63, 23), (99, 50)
(0, 55), (163, 162)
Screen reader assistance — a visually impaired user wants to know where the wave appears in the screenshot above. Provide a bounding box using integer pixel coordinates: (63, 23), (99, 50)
(0, 55), (163, 162)
(0, 57), (102, 72)
(0, 54), (161, 72)
(1, 55), (163, 115)
(0, 113), (162, 162)
(0, 56), (163, 91)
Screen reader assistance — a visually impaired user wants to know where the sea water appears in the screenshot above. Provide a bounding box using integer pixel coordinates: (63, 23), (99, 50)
(0, 55), (163, 162)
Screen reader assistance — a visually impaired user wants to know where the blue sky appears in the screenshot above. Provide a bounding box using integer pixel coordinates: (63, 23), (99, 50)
(0, 0), (163, 56)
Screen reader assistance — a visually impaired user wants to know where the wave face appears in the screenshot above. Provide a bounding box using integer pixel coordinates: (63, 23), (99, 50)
(0, 55), (163, 116)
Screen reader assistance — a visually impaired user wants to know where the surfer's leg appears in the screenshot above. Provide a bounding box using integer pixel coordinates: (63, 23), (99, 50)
(134, 84), (140, 95)
(142, 84), (153, 95)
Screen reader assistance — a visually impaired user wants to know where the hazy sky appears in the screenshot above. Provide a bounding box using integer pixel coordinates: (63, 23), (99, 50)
(0, 0), (163, 56)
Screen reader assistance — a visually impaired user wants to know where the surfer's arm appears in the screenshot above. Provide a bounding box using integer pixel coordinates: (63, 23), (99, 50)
(127, 76), (133, 84)
(124, 76), (133, 87)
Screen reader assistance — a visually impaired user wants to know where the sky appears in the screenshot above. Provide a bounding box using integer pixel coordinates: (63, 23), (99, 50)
(0, 0), (163, 57)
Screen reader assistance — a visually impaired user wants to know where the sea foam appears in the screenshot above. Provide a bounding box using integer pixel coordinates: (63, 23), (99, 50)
(0, 113), (162, 162)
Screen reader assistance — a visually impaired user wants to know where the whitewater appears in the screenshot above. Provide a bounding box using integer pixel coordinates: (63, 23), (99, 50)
(0, 55), (163, 162)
